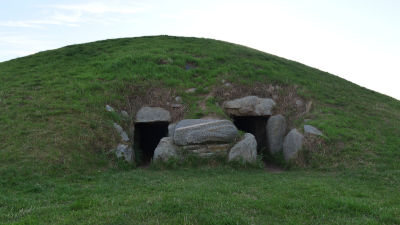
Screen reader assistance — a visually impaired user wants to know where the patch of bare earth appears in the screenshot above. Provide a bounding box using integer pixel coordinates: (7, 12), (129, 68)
(264, 163), (285, 173)
(121, 83), (187, 123)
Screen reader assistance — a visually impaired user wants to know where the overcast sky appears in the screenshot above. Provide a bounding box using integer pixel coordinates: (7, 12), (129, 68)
(1, 0), (399, 100)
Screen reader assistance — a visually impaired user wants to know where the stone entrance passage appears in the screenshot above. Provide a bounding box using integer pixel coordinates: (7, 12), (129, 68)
(232, 116), (270, 152)
(134, 106), (172, 164)
(223, 96), (276, 153)
(134, 122), (169, 163)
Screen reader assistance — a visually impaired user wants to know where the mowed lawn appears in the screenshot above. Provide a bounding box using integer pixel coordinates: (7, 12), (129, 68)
(1, 168), (399, 224)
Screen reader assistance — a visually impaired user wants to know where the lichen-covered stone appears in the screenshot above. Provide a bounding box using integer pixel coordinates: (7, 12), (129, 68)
(173, 119), (238, 146)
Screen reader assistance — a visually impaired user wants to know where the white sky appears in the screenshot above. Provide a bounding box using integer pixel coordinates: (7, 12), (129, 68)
(1, 0), (399, 100)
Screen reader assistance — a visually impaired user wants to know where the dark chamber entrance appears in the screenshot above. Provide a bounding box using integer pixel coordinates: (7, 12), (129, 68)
(134, 122), (169, 164)
(232, 116), (270, 153)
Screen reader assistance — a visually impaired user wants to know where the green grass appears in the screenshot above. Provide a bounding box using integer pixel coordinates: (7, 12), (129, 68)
(0, 35), (399, 224)
(1, 168), (399, 224)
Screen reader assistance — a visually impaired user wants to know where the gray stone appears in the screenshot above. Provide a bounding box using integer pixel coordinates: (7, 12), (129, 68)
(113, 123), (129, 142)
(295, 99), (304, 107)
(153, 137), (178, 161)
(168, 123), (176, 137)
(121, 110), (129, 118)
(175, 96), (183, 103)
(173, 119), (238, 146)
(266, 114), (286, 154)
(115, 144), (133, 163)
(223, 96), (276, 116)
(171, 104), (182, 108)
(224, 83), (232, 88)
(182, 143), (231, 157)
(106, 105), (115, 112)
(283, 129), (304, 162)
(228, 133), (257, 163)
(135, 107), (171, 123)
(304, 125), (323, 136)
(185, 88), (197, 94)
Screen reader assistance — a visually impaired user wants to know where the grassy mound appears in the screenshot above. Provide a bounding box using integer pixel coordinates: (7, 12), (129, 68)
(0, 36), (399, 224)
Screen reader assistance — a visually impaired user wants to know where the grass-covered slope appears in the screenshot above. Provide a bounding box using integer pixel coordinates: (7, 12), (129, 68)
(0, 36), (399, 224)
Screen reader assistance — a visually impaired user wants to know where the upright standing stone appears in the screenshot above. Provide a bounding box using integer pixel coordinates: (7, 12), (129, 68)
(153, 137), (178, 161)
(168, 123), (176, 137)
(228, 133), (257, 163)
(283, 129), (304, 162)
(266, 114), (286, 154)
(115, 144), (133, 163)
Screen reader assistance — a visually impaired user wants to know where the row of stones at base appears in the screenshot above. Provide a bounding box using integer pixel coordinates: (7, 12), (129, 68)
(113, 128), (304, 165)
(168, 116), (316, 163)
(114, 116), (322, 164)
(154, 133), (257, 163)
(157, 117), (316, 163)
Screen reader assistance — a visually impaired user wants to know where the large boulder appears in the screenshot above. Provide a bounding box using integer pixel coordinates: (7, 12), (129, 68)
(283, 129), (304, 162)
(228, 133), (257, 163)
(223, 96), (275, 116)
(304, 125), (323, 136)
(266, 114), (286, 154)
(173, 119), (238, 146)
(153, 137), (178, 161)
(135, 107), (171, 123)
(182, 143), (231, 157)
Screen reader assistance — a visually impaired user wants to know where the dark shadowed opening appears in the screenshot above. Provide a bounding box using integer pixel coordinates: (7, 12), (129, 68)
(134, 122), (169, 164)
(232, 116), (270, 153)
